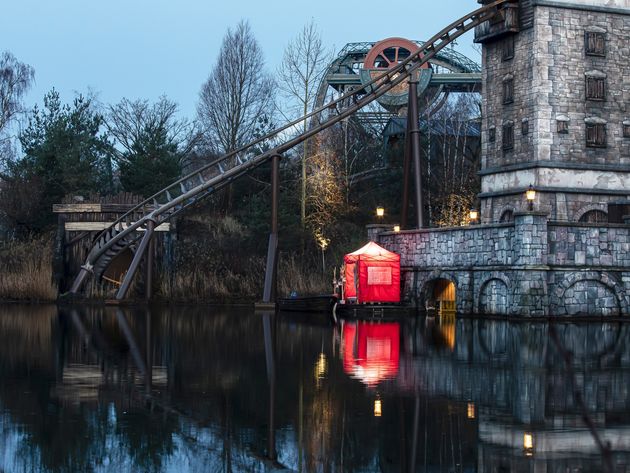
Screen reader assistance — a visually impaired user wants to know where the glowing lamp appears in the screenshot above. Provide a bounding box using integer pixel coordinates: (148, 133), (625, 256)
(469, 209), (479, 223)
(467, 402), (475, 419)
(526, 185), (536, 211)
(393, 225), (401, 233)
(523, 432), (534, 456)
(376, 206), (385, 218)
(374, 399), (382, 417)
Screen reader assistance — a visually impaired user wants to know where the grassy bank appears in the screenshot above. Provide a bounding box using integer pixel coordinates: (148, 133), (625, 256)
(0, 236), (57, 301)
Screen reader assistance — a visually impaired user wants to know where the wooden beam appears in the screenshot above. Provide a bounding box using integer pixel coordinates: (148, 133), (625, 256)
(53, 203), (150, 213)
(53, 204), (102, 213)
(64, 222), (170, 232)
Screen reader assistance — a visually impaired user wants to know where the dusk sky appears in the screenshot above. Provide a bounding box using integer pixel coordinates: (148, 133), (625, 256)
(2, 0), (479, 122)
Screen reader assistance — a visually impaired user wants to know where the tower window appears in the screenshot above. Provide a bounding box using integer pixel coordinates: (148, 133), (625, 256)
(585, 31), (606, 57)
(586, 76), (606, 101)
(502, 123), (514, 151)
(586, 123), (606, 147)
(503, 78), (514, 104)
(521, 119), (529, 135)
(489, 127), (496, 142)
(502, 36), (515, 61)
(557, 116), (569, 134)
(624, 122), (630, 138)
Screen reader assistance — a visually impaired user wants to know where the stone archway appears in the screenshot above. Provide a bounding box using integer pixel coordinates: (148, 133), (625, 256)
(422, 271), (458, 315)
(479, 278), (510, 314)
(553, 271), (626, 316)
(574, 204), (608, 223)
(563, 280), (619, 316)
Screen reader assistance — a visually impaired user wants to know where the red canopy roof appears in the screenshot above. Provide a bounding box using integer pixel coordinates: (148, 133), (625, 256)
(344, 241), (400, 263)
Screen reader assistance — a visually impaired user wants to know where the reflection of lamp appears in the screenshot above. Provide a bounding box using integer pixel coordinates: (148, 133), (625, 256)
(374, 398), (382, 417)
(469, 209), (479, 224)
(315, 353), (327, 379)
(467, 402), (475, 419)
(526, 185), (536, 211)
(376, 206), (385, 218)
(523, 432), (534, 456)
(393, 225), (400, 233)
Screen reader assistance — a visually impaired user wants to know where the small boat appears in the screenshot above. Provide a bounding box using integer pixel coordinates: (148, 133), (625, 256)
(277, 294), (338, 313)
(334, 302), (419, 321)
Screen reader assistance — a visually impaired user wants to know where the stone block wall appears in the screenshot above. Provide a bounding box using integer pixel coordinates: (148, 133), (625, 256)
(376, 212), (630, 316)
(479, 1), (630, 223)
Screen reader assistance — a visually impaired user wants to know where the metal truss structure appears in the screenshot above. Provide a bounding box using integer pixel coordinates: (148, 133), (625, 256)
(68, 0), (511, 301)
(314, 37), (482, 130)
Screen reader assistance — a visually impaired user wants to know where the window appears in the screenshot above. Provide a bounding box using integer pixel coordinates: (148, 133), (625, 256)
(557, 119), (569, 134)
(499, 209), (514, 223)
(585, 31), (606, 57)
(586, 76), (606, 101)
(502, 36), (514, 61)
(502, 123), (514, 150)
(579, 209), (608, 223)
(623, 122), (630, 138)
(586, 123), (606, 147)
(522, 119), (529, 135)
(489, 127), (496, 142)
(503, 78), (514, 104)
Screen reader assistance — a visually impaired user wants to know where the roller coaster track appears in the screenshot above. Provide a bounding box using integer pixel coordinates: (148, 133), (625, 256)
(69, 0), (511, 296)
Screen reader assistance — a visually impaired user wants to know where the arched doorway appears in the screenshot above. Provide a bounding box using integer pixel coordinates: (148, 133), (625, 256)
(425, 278), (457, 316)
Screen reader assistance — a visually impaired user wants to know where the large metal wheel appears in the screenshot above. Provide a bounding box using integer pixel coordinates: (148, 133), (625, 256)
(363, 37), (429, 71)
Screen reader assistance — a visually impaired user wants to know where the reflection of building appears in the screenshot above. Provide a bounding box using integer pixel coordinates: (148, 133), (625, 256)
(396, 318), (630, 470)
(341, 321), (400, 387)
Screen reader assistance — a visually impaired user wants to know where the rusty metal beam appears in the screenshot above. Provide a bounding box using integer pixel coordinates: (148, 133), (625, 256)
(115, 220), (155, 300)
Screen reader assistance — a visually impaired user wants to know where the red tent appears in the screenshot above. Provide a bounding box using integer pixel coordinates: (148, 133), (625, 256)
(343, 241), (401, 303)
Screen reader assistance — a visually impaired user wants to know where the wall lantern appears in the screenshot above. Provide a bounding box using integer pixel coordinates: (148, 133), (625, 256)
(526, 184), (536, 211)
(393, 225), (401, 233)
(469, 209), (479, 223)
(376, 206), (385, 218)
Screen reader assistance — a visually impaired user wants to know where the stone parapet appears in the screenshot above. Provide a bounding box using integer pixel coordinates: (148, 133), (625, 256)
(374, 215), (630, 316)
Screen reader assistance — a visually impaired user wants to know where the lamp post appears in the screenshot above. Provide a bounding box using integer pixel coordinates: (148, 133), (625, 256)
(526, 185), (536, 211)
(317, 236), (330, 277)
(376, 206), (385, 219)
(393, 225), (401, 233)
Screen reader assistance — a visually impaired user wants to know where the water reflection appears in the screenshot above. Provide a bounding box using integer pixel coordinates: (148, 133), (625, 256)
(0, 305), (628, 472)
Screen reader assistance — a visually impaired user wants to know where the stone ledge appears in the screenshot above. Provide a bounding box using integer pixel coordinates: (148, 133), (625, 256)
(479, 160), (630, 176)
(534, 0), (630, 16)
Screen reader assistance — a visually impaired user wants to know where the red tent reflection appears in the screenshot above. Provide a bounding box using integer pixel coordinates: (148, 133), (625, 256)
(341, 322), (400, 387)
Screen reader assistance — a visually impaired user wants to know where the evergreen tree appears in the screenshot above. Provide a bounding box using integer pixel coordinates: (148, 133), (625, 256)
(2, 89), (114, 232)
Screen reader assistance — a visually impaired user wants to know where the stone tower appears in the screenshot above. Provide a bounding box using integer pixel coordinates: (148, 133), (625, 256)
(476, 0), (630, 223)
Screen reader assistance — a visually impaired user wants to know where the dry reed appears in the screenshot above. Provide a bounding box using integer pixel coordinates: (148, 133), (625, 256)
(0, 236), (58, 301)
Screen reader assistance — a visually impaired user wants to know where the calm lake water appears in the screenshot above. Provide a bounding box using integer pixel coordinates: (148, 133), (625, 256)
(0, 304), (628, 473)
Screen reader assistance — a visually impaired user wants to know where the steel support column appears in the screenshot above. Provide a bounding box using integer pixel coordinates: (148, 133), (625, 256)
(116, 219), (156, 300)
(408, 78), (424, 229)
(401, 86), (414, 230)
(263, 154), (280, 303)
(145, 236), (154, 300)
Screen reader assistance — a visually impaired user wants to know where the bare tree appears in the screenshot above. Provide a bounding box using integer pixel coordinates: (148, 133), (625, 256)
(107, 96), (199, 158)
(106, 96), (200, 196)
(197, 20), (274, 155)
(0, 51), (35, 139)
(277, 20), (331, 228)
